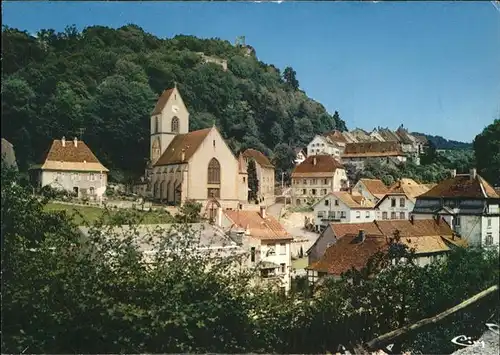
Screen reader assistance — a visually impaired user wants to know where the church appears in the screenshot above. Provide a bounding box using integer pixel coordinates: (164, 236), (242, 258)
(146, 85), (248, 210)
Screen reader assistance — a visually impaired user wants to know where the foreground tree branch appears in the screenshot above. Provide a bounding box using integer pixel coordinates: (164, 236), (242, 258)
(365, 284), (499, 351)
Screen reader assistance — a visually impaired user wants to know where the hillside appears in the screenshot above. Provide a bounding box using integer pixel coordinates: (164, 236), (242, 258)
(1, 25), (346, 178)
(412, 132), (472, 150)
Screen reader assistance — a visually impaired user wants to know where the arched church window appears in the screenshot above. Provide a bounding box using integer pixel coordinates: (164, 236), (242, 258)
(207, 158), (221, 184)
(171, 117), (179, 133)
(152, 138), (161, 162)
(155, 116), (160, 133)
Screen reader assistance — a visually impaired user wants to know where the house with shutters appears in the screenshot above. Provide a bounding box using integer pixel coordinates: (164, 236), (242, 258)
(306, 218), (466, 283)
(241, 148), (275, 204)
(374, 178), (432, 221)
(311, 191), (375, 232)
(291, 155), (349, 206)
(216, 207), (293, 293)
(412, 169), (500, 248)
(146, 85), (248, 210)
(30, 137), (109, 199)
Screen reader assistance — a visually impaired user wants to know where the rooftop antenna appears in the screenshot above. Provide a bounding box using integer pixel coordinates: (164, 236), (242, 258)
(77, 127), (85, 140)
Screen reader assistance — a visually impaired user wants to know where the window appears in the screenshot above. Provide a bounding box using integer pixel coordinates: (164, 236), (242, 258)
(89, 173), (95, 181)
(356, 211), (361, 219)
(317, 211), (325, 218)
(391, 212), (397, 219)
(335, 200), (339, 206)
(324, 199), (329, 206)
(280, 263), (286, 273)
(454, 217), (461, 226)
(155, 116), (160, 133)
(312, 179), (317, 185)
(267, 244), (276, 256)
(400, 212), (406, 220)
(366, 211), (370, 218)
(207, 158), (221, 184)
(391, 199), (396, 207)
(250, 247), (256, 262)
(296, 199), (301, 205)
(171, 116), (179, 133)
(302, 189), (306, 195)
(400, 198), (406, 207)
(89, 187), (95, 195)
(323, 179), (328, 185)
(303, 179), (307, 185)
(213, 140), (216, 147)
(340, 211), (346, 218)
(485, 233), (493, 246)
(328, 211), (335, 219)
(279, 243), (286, 255)
(207, 188), (220, 198)
(311, 189), (316, 195)
(243, 177), (246, 183)
(487, 218), (492, 228)
(382, 212), (388, 220)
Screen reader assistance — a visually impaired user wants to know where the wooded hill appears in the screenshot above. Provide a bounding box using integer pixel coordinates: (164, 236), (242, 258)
(1, 25), (346, 179)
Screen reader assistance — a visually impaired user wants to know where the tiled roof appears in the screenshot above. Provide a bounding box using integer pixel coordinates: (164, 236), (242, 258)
(154, 128), (212, 166)
(330, 221), (384, 238)
(224, 210), (292, 241)
(377, 129), (402, 142)
(359, 178), (389, 197)
(387, 179), (431, 201)
(373, 219), (454, 238)
(238, 153), (247, 174)
(323, 130), (347, 143)
(34, 139), (108, 172)
(418, 174), (500, 199)
(342, 141), (404, 158)
(242, 148), (274, 168)
(151, 88), (175, 115)
(291, 155), (343, 177)
(395, 127), (415, 144)
(332, 191), (375, 209)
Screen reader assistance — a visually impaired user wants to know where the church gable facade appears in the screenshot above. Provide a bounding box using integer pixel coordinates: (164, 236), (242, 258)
(148, 86), (248, 209)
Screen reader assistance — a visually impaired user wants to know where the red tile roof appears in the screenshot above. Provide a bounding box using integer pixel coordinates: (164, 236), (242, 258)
(323, 130), (347, 143)
(154, 128), (212, 166)
(224, 210), (292, 241)
(242, 148), (274, 168)
(359, 178), (389, 197)
(151, 88), (175, 115)
(419, 174), (499, 199)
(291, 155), (343, 177)
(342, 141), (404, 158)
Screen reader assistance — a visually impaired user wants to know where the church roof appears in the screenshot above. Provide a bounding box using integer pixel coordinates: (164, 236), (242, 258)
(151, 88), (175, 115)
(154, 128), (212, 166)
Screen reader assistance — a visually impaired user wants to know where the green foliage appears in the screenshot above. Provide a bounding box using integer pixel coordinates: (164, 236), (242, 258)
(2, 25), (347, 177)
(420, 140), (438, 165)
(474, 119), (500, 186)
(174, 199), (202, 223)
(247, 159), (259, 202)
(413, 132), (472, 150)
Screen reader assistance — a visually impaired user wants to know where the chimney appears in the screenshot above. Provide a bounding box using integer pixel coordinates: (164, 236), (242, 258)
(73, 137), (78, 147)
(260, 206), (266, 219)
(469, 168), (477, 180)
(313, 157), (317, 166)
(61, 136), (66, 147)
(450, 169), (456, 178)
(181, 149), (186, 161)
(356, 229), (366, 243)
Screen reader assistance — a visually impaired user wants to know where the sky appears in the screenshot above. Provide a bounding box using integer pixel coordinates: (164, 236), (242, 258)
(3, 1), (500, 142)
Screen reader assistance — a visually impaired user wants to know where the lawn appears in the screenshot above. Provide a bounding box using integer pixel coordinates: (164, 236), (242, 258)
(44, 203), (174, 225)
(292, 257), (309, 270)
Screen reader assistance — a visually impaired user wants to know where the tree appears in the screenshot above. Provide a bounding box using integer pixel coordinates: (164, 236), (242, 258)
(175, 199), (202, 223)
(283, 66), (299, 90)
(473, 119), (500, 186)
(420, 140), (438, 165)
(247, 158), (259, 203)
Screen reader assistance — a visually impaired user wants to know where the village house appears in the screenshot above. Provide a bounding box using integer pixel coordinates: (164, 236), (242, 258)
(146, 85), (248, 210)
(352, 178), (389, 204)
(294, 148), (307, 165)
(306, 218), (466, 283)
(217, 207), (293, 293)
(30, 137), (109, 200)
(341, 141), (407, 170)
(241, 148), (275, 204)
(291, 155), (349, 206)
(312, 191), (375, 232)
(306, 131), (346, 159)
(412, 169), (500, 248)
(374, 178), (432, 220)
(1, 138), (18, 170)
